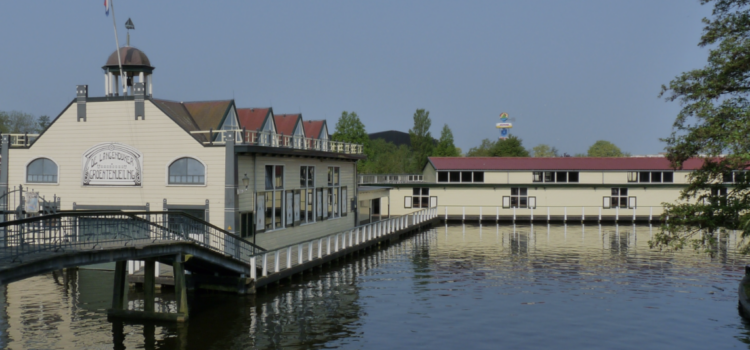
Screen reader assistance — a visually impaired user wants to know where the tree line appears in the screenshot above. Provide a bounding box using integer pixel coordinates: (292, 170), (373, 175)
(331, 108), (630, 175)
(0, 111), (51, 134)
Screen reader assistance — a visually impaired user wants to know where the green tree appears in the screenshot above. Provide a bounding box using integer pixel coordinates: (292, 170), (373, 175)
(587, 140), (624, 157)
(408, 109), (434, 172)
(361, 139), (412, 174)
(434, 124), (460, 157)
(466, 136), (529, 157)
(332, 111), (371, 170)
(532, 144), (559, 157)
(0, 111), (40, 134)
(38, 115), (51, 130)
(490, 135), (529, 157)
(466, 138), (496, 157)
(652, 0), (750, 252)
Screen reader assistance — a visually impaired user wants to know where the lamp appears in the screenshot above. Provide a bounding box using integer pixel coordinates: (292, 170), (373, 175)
(237, 174), (250, 195)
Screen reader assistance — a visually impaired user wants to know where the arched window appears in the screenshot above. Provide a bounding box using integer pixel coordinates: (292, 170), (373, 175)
(169, 158), (205, 184)
(27, 158), (58, 183)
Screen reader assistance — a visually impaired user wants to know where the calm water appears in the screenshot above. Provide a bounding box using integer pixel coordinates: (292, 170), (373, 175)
(2, 223), (750, 349)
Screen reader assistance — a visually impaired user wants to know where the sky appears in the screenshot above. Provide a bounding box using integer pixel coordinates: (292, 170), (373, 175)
(0, 1), (714, 156)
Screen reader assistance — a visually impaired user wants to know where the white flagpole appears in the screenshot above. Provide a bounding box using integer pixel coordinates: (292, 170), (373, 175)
(110, 0), (125, 95)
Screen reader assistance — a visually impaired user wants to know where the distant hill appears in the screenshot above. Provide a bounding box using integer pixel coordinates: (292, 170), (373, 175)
(368, 130), (437, 147)
(369, 130), (411, 147)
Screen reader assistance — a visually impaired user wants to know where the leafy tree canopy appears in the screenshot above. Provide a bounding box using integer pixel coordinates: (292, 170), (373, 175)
(466, 136), (529, 157)
(0, 111), (43, 134)
(532, 144), (559, 157)
(587, 140), (625, 157)
(434, 124), (460, 157)
(332, 111), (371, 171)
(360, 139), (412, 174)
(409, 109), (434, 171)
(652, 0), (750, 252)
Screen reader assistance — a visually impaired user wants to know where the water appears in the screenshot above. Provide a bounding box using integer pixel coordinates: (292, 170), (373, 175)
(2, 223), (750, 349)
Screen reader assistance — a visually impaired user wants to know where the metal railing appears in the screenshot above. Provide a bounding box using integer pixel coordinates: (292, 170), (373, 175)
(358, 174), (424, 184)
(6, 134), (39, 148)
(189, 129), (364, 155)
(0, 211), (265, 264)
(436, 205), (666, 223)
(249, 207), (437, 280)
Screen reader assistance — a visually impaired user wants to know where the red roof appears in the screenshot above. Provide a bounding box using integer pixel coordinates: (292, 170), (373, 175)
(428, 157), (706, 171)
(303, 120), (326, 139)
(237, 108), (270, 131)
(274, 114), (301, 136)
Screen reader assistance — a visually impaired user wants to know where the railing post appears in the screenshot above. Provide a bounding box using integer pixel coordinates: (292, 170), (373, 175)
(599, 207), (602, 222)
(479, 207), (482, 223)
(513, 207), (516, 222)
(582, 207), (585, 222)
(298, 244), (303, 265)
(564, 207), (567, 222)
(274, 251), (280, 273)
(263, 253), (268, 276)
(327, 236), (331, 255)
(649, 207), (653, 222)
(309, 241), (313, 261)
(251, 256), (256, 279)
(318, 238), (323, 258)
(335, 234), (339, 252)
(616, 207), (619, 222)
(462, 207), (465, 222)
(286, 247), (292, 269)
(632, 208), (636, 222)
(446, 207), (449, 221)
(496, 207), (499, 222)
(531, 208), (534, 222)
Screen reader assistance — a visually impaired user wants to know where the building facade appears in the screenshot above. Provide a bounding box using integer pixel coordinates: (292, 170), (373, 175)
(2, 47), (364, 250)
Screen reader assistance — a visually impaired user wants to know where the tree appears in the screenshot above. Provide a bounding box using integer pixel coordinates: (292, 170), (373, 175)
(652, 0), (750, 252)
(332, 111), (371, 170)
(532, 144), (559, 157)
(361, 139), (412, 174)
(409, 109), (434, 172)
(38, 115), (51, 131)
(466, 136), (529, 157)
(587, 140), (624, 157)
(466, 138), (496, 157)
(490, 135), (529, 157)
(434, 124), (460, 157)
(0, 111), (40, 134)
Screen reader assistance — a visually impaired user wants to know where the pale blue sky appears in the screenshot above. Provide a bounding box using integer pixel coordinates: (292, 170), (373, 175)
(0, 1), (713, 155)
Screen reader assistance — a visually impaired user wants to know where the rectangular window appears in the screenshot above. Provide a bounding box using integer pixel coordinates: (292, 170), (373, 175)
(274, 191), (283, 229)
(461, 171), (472, 182)
(651, 171), (662, 183)
(449, 171), (460, 182)
(544, 172), (555, 183)
(316, 188), (324, 220)
(473, 172), (484, 183)
(300, 166), (315, 188)
(413, 188), (430, 208)
(556, 171), (567, 183)
(610, 187), (629, 209)
(533, 171), (543, 183)
(438, 171), (448, 182)
(639, 172), (650, 183)
(568, 172), (579, 183)
(341, 187), (348, 216)
(264, 192), (273, 230)
(627, 171), (638, 182)
(723, 173), (734, 183)
(510, 187), (528, 208)
(327, 167), (341, 218)
(306, 189), (315, 222)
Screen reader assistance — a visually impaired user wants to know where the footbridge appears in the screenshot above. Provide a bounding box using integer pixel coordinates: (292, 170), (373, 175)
(0, 211), (264, 322)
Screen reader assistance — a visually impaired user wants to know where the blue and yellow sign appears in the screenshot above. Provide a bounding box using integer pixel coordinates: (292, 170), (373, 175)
(496, 112), (512, 140)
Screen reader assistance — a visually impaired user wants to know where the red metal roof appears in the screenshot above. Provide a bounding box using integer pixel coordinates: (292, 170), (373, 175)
(303, 120), (326, 139)
(427, 157), (706, 171)
(274, 114), (301, 136)
(237, 108), (270, 131)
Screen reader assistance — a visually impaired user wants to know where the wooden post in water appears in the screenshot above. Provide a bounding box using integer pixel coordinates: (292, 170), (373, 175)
(173, 254), (189, 321)
(144, 260), (155, 313)
(111, 261), (129, 311)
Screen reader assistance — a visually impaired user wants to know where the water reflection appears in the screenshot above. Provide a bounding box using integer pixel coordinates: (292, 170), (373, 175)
(0, 224), (749, 349)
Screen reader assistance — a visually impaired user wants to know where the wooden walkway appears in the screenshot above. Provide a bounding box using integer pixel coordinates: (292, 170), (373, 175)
(252, 208), (438, 288)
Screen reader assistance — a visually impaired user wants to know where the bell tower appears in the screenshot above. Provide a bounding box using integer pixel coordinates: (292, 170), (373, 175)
(102, 46), (154, 97)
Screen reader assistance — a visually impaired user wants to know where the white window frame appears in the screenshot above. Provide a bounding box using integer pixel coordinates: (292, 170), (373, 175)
(263, 164), (286, 230)
(25, 157), (60, 185)
(165, 155), (208, 187)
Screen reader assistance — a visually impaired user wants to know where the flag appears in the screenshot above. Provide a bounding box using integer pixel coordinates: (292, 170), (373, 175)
(104, 0), (109, 16)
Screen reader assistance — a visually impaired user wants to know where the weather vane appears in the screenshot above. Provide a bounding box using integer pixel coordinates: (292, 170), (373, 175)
(496, 112), (513, 140)
(125, 18), (134, 46)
